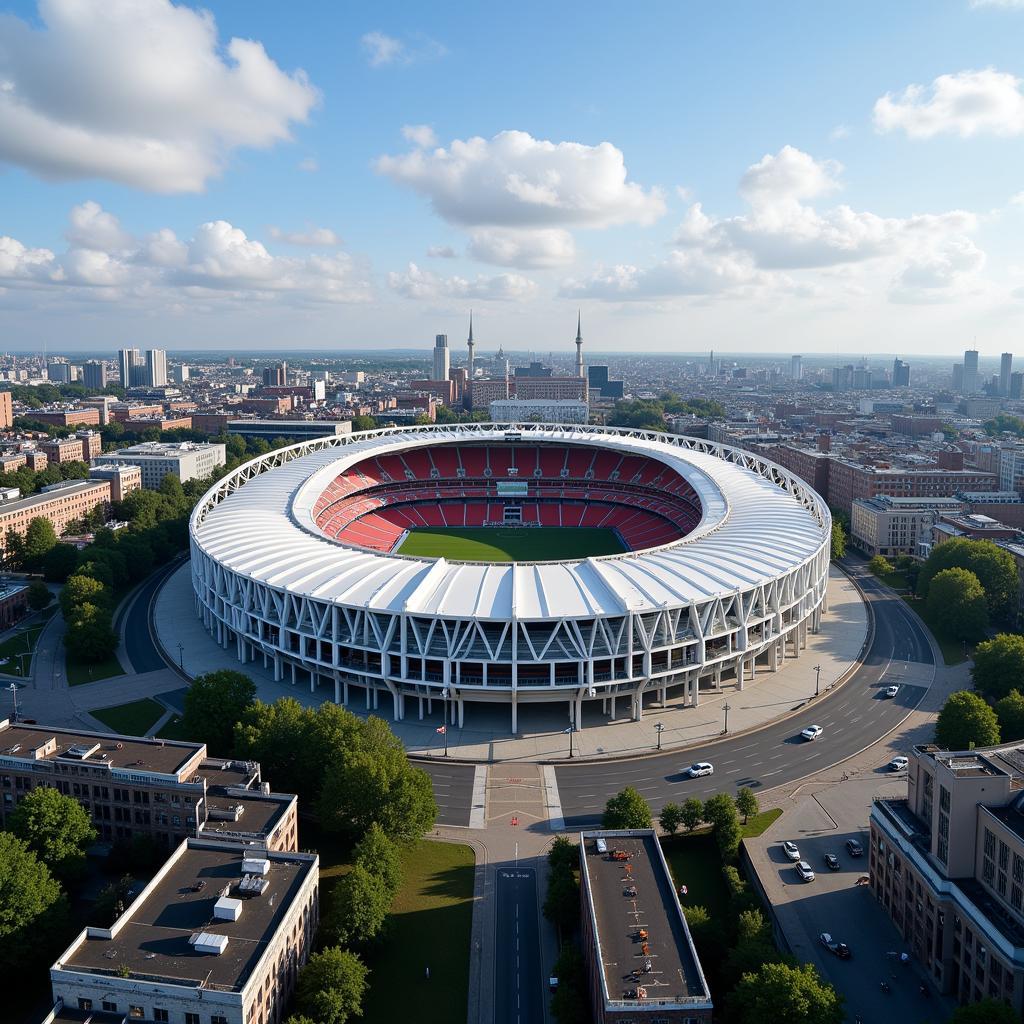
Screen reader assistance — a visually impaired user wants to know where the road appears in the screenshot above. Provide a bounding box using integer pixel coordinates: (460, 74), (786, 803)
(494, 867), (543, 1024)
(553, 562), (935, 827)
(121, 557), (187, 674)
(421, 761), (477, 827)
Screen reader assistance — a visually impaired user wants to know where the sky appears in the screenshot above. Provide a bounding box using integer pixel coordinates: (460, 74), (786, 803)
(2, 0), (1024, 356)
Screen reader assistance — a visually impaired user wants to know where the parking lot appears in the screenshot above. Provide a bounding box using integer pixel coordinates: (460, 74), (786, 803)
(745, 775), (954, 1024)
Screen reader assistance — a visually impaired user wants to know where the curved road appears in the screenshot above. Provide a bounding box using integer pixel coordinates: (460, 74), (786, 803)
(121, 557), (189, 675)
(552, 561), (935, 828)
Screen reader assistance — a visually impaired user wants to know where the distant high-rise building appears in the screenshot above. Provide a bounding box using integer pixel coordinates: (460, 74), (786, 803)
(172, 364), (190, 384)
(790, 355), (803, 381)
(963, 348), (979, 394)
(82, 361), (107, 390)
(262, 362), (287, 387)
(892, 358), (911, 388)
(117, 348), (143, 387)
(952, 363), (964, 392)
(46, 361), (71, 383)
(832, 365), (854, 391)
(432, 334), (450, 382)
(1012, 372), (1024, 401)
(1000, 353), (1013, 397)
(853, 364), (872, 390)
(144, 349), (168, 387)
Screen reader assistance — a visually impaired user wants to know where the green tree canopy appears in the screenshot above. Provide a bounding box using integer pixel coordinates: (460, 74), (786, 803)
(23, 517), (58, 570)
(917, 537), (1017, 620)
(27, 579), (51, 610)
(935, 690), (1001, 751)
(659, 802), (684, 835)
(0, 831), (66, 968)
(703, 792), (743, 859)
(42, 541), (79, 582)
(353, 822), (403, 900)
(681, 797), (704, 832)
(730, 961), (844, 1024)
(949, 998), (1018, 1024)
(295, 947), (369, 1024)
(735, 787), (759, 824)
(60, 573), (110, 617)
(63, 601), (118, 663)
(973, 633), (1024, 702)
(9, 786), (97, 876)
(996, 690), (1024, 743)
(926, 567), (989, 642)
(182, 670), (257, 754)
(830, 521), (846, 560)
(602, 787), (653, 830)
(868, 554), (893, 577)
(322, 864), (391, 948)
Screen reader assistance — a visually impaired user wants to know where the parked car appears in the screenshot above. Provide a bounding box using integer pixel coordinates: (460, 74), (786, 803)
(801, 725), (824, 741)
(782, 840), (801, 862)
(889, 756), (909, 771)
(883, 685), (900, 698)
(824, 853), (840, 871)
(846, 838), (864, 857)
(685, 762), (714, 778)
(819, 932), (852, 959)
(796, 860), (815, 882)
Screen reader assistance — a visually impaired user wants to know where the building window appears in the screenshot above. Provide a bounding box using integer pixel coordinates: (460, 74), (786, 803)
(129, 1008), (144, 1020)
(984, 830), (996, 859)
(154, 1012), (168, 1023)
(938, 809), (950, 865)
(1013, 885), (1023, 912)
(999, 841), (1009, 871)
(212, 1016), (228, 1024)
(185, 1016), (199, 1024)
(78, 1000), (92, 1011)
(103, 1003), (117, 1013)
(1013, 853), (1023, 883)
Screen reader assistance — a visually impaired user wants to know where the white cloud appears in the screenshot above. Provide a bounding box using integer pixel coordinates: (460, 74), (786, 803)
(468, 227), (575, 268)
(0, 0), (318, 193)
(1011, 191), (1024, 206)
(402, 123), (438, 148)
(874, 68), (1024, 138)
(376, 129), (665, 229)
(268, 225), (342, 247)
(387, 262), (536, 301)
(361, 31), (446, 67)
(298, 157), (319, 173)
(889, 238), (987, 304)
(427, 245), (458, 259)
(829, 124), (851, 141)
(970, 0), (1024, 7)
(0, 204), (372, 307)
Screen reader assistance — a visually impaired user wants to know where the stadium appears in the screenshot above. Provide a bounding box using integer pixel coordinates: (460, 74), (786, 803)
(189, 423), (831, 732)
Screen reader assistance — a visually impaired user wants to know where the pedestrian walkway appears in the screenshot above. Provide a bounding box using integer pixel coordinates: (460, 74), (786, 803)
(153, 561), (868, 763)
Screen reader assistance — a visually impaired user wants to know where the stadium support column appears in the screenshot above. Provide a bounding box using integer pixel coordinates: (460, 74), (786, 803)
(334, 675), (340, 704)
(735, 655), (745, 691)
(511, 689), (518, 734)
(575, 690), (584, 731)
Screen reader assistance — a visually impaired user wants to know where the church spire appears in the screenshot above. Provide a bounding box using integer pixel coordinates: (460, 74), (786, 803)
(575, 309), (584, 377)
(466, 309), (475, 380)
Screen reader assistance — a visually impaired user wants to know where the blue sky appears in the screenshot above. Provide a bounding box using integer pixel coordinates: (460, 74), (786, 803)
(2, 0), (1024, 354)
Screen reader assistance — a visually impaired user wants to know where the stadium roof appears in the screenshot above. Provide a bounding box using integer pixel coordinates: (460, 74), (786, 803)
(192, 426), (827, 619)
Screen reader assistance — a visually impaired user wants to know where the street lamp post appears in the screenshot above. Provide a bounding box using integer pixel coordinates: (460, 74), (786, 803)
(565, 703), (576, 759)
(7, 681), (18, 723)
(722, 701), (731, 735)
(655, 721), (664, 751)
(441, 687), (450, 757)
(177, 641), (185, 671)
(814, 664), (822, 697)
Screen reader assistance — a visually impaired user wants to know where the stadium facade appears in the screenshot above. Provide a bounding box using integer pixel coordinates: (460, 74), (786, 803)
(189, 424), (831, 732)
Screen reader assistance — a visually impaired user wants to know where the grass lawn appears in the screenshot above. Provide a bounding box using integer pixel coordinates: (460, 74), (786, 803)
(155, 714), (193, 741)
(877, 569), (909, 591)
(66, 652), (125, 686)
(361, 839), (475, 1024)
(900, 595), (968, 665)
(396, 526), (625, 562)
(660, 832), (731, 921)
(0, 621), (47, 676)
(90, 698), (165, 736)
(741, 807), (783, 838)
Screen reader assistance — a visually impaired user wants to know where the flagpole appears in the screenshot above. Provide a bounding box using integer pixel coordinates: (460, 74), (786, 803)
(443, 687), (449, 757)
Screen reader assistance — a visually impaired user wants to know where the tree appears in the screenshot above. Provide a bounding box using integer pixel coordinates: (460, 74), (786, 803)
(935, 691), (1001, 751)
(868, 554), (893, 577)
(353, 822), (403, 899)
(724, 908), (782, 989)
(544, 858), (580, 934)
(10, 785), (97, 877)
(735, 787), (759, 825)
(0, 832), (65, 967)
(973, 633), (1024, 702)
(830, 520), (846, 560)
(996, 690), (1024, 743)
(22, 517), (58, 570)
(295, 947), (369, 1024)
(703, 792), (743, 859)
(27, 579), (51, 610)
(659, 802), (684, 835)
(60, 573), (109, 617)
(681, 797), (704, 833)
(548, 836), (579, 873)
(322, 864), (391, 948)
(949, 998), (1018, 1024)
(550, 942), (588, 1024)
(182, 670), (257, 754)
(63, 602), (118, 662)
(730, 961), (843, 1024)
(917, 538), (1017, 619)
(926, 567), (988, 642)
(93, 874), (135, 926)
(602, 787), (652, 830)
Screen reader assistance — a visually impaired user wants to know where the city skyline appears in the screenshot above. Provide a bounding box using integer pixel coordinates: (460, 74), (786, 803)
(3, 0), (1024, 354)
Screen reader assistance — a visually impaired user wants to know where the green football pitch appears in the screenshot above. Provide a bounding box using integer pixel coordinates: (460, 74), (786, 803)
(395, 526), (626, 562)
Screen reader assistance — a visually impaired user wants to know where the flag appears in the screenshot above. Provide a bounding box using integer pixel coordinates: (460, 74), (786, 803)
(436, 726), (446, 734)
(563, 726), (573, 734)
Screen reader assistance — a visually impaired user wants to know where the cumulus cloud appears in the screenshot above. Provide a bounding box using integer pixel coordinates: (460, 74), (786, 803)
(0, 203), (372, 307)
(0, 0), (318, 193)
(889, 238), (987, 304)
(268, 225), (342, 247)
(361, 31), (446, 67)
(874, 68), (1024, 138)
(468, 227), (575, 268)
(402, 123), (438, 148)
(427, 245), (458, 258)
(387, 262), (536, 301)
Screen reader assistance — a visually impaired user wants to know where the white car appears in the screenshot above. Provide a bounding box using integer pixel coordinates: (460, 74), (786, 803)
(889, 756), (909, 771)
(801, 725), (824, 741)
(685, 762), (714, 778)
(782, 840), (801, 862)
(796, 860), (816, 882)
(883, 685), (900, 699)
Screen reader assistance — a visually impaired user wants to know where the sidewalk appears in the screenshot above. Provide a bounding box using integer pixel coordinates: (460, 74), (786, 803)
(153, 561), (868, 763)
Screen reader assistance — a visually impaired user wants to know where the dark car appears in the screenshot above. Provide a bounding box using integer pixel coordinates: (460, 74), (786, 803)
(846, 839), (864, 857)
(824, 853), (840, 871)
(820, 932), (852, 959)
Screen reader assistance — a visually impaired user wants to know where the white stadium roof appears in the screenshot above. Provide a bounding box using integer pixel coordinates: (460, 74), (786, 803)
(192, 426), (826, 620)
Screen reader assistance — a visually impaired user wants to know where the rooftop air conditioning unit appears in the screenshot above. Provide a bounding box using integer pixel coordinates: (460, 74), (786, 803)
(189, 932), (229, 955)
(242, 857), (270, 876)
(214, 897), (242, 922)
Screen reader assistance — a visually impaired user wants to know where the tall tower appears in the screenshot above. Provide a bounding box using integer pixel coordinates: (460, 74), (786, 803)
(575, 310), (584, 377)
(1001, 352), (1013, 397)
(963, 348), (979, 394)
(467, 311), (475, 380)
(433, 334), (450, 382)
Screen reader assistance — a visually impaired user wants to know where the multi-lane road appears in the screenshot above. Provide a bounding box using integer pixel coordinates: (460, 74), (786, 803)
(494, 867), (544, 1024)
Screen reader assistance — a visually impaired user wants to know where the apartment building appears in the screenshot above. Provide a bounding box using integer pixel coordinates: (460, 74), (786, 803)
(87, 463), (142, 503)
(851, 496), (967, 557)
(0, 480), (111, 548)
(75, 431), (102, 460)
(0, 390), (12, 429)
(871, 742), (1024, 1013)
(0, 720), (298, 853)
(40, 437), (85, 464)
(95, 441), (226, 487)
(33, 408), (101, 428)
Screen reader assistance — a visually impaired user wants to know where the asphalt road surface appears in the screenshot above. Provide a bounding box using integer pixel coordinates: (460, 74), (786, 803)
(122, 557), (187, 674)
(494, 867), (543, 1024)
(553, 562), (934, 828)
(421, 761), (477, 827)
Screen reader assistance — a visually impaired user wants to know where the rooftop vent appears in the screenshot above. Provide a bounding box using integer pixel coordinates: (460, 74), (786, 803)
(189, 932), (229, 956)
(242, 857), (270, 876)
(238, 874), (269, 898)
(214, 897), (242, 922)
(63, 743), (100, 760)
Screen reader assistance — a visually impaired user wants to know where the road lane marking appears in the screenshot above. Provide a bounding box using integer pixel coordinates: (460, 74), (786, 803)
(542, 765), (565, 831)
(468, 765), (487, 829)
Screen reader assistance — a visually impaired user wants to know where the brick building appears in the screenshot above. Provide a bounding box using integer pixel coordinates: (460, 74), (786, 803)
(40, 437), (85, 463)
(0, 480), (110, 548)
(33, 408), (100, 428)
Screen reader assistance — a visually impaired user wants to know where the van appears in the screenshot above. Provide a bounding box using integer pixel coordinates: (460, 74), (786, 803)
(595, 838), (608, 855)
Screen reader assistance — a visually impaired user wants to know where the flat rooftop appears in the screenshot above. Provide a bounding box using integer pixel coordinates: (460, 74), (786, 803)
(0, 480), (106, 513)
(201, 793), (289, 841)
(582, 831), (708, 1007)
(0, 720), (202, 778)
(61, 843), (315, 992)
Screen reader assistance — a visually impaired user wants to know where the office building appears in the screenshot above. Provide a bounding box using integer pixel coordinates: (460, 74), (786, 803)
(81, 361), (107, 390)
(964, 348), (980, 395)
(0, 480), (111, 550)
(851, 495), (967, 557)
(117, 348), (143, 388)
(262, 362), (288, 387)
(227, 419), (352, 441)
(76, 430), (102, 460)
(999, 448), (1024, 495)
(33, 407), (101, 428)
(95, 441), (226, 488)
(791, 354), (803, 381)
(579, 829), (712, 1022)
(88, 463), (142, 503)
(46, 361), (72, 383)
(432, 334), (451, 383)
(145, 348), (168, 387)
(1001, 354), (1014, 397)
(893, 358), (911, 388)
(39, 437), (85, 464)
(469, 375), (588, 411)
(489, 399), (589, 424)
(587, 365), (624, 400)
(172, 363), (190, 384)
